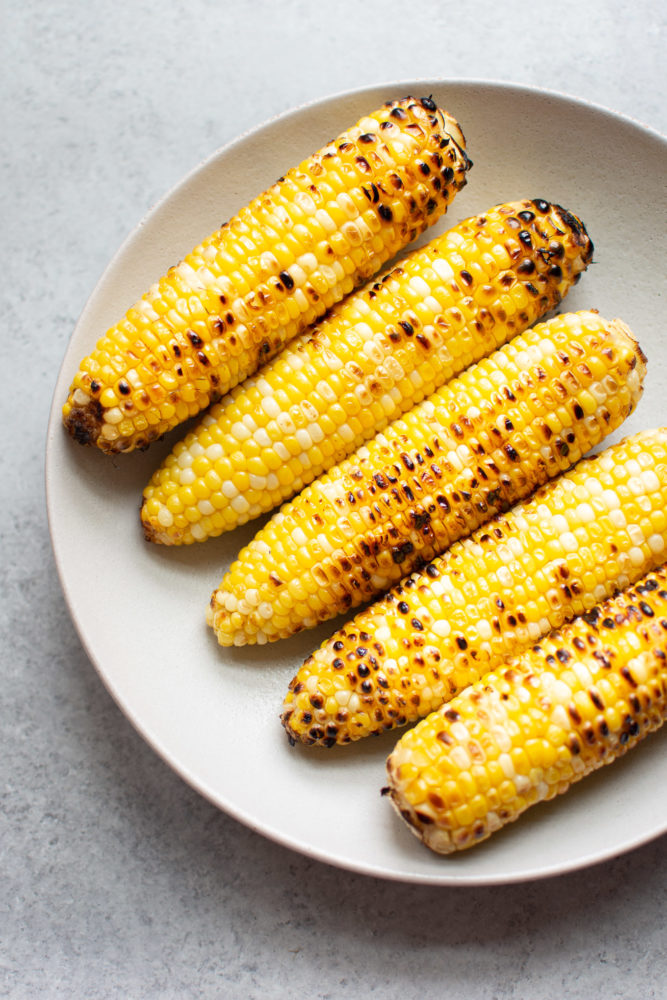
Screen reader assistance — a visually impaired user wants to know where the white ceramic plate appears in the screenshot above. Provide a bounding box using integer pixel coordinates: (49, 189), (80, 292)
(46, 81), (667, 884)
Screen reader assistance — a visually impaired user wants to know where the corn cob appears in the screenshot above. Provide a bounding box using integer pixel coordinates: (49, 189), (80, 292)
(208, 311), (644, 646)
(282, 429), (667, 747)
(142, 198), (593, 542)
(385, 566), (667, 854)
(62, 97), (470, 454)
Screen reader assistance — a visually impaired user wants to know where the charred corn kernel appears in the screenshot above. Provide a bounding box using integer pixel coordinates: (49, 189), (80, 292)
(142, 199), (594, 542)
(62, 98), (470, 454)
(208, 312), (644, 646)
(281, 429), (667, 746)
(386, 566), (667, 854)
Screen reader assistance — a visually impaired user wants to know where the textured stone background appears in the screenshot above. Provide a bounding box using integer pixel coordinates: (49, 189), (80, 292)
(2, 1), (666, 996)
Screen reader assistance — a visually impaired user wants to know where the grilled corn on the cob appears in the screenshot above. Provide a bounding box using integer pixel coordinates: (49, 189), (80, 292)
(208, 311), (644, 646)
(386, 566), (667, 854)
(63, 97), (470, 453)
(142, 198), (593, 542)
(282, 429), (667, 746)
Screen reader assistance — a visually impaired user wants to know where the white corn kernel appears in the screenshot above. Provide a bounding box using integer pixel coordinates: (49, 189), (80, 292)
(261, 397), (280, 419)
(157, 507), (173, 528)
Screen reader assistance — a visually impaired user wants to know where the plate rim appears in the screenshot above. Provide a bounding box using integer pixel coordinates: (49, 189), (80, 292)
(46, 77), (667, 886)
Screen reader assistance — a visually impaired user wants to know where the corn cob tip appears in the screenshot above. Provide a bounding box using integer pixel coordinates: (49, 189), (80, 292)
(62, 406), (95, 446)
(390, 95), (470, 160)
(62, 388), (171, 451)
(548, 200), (594, 270)
(429, 103), (470, 168)
(609, 317), (648, 376)
(141, 495), (169, 544)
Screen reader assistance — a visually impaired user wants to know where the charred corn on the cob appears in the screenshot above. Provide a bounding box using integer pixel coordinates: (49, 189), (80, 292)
(282, 429), (667, 746)
(386, 566), (667, 854)
(63, 98), (470, 454)
(208, 312), (644, 646)
(142, 199), (593, 542)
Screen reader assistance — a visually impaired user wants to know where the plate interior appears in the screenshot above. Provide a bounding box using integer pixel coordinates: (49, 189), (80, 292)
(47, 80), (667, 884)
